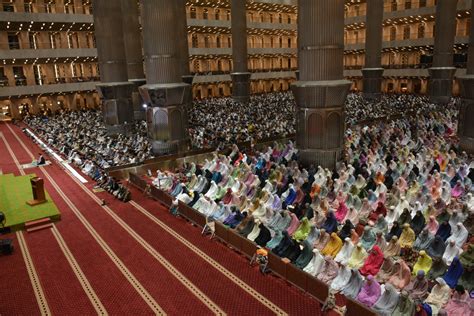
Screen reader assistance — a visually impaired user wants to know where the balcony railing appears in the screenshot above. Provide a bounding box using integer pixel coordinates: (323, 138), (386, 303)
(2, 75), (99, 87)
(0, 41), (95, 50)
(1, 2), (92, 14)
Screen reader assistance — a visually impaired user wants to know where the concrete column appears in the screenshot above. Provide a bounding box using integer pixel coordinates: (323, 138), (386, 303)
(120, 0), (147, 121)
(92, 0), (135, 134)
(66, 94), (78, 111)
(230, 0), (251, 103)
(428, 0), (458, 103)
(458, 6), (474, 154)
(362, 0), (384, 99)
(9, 100), (21, 119)
(175, 0), (193, 84)
(139, 0), (191, 155)
(291, 0), (351, 169)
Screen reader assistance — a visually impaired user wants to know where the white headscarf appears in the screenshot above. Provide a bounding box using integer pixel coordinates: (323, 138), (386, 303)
(334, 238), (355, 266)
(303, 249), (325, 276)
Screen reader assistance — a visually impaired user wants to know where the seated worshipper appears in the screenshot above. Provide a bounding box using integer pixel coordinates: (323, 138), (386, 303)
(443, 256), (464, 289)
(443, 240), (462, 266)
(347, 243), (368, 269)
(398, 223), (416, 249)
(426, 235), (447, 259)
(316, 256), (339, 284)
(359, 245), (384, 276)
(303, 249), (325, 276)
(329, 263), (352, 292)
(436, 221), (452, 242)
(413, 228), (434, 252)
(444, 285), (472, 315)
(412, 250), (433, 276)
(446, 223), (469, 248)
(374, 231), (387, 252)
(356, 275), (381, 307)
(294, 240), (313, 269)
(313, 228), (331, 251)
(384, 236), (402, 258)
(292, 217), (311, 241)
(341, 269), (364, 299)
(359, 226), (377, 251)
(424, 277), (451, 313)
(388, 259), (412, 290)
(386, 221), (403, 242)
(428, 258), (448, 280)
(372, 283), (400, 316)
(36, 153), (46, 165)
(375, 257), (395, 283)
(392, 291), (416, 316)
(338, 219), (355, 240)
(321, 210), (338, 234)
(321, 232), (343, 258)
(405, 270), (429, 301)
(410, 210), (426, 235)
(458, 244), (474, 291)
(334, 238), (354, 266)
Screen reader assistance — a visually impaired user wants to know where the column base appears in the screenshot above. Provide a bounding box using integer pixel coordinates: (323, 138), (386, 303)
(291, 79), (351, 169)
(139, 83), (191, 156)
(298, 149), (342, 169)
(362, 68), (384, 98)
(458, 75), (474, 155)
(428, 67), (456, 104)
(97, 82), (135, 134)
(129, 79), (147, 121)
(231, 72), (251, 103)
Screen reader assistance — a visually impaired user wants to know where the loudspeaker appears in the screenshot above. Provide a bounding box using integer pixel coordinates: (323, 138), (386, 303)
(0, 239), (13, 255)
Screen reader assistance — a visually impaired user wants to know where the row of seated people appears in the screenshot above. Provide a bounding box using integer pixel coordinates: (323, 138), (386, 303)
(152, 101), (473, 315)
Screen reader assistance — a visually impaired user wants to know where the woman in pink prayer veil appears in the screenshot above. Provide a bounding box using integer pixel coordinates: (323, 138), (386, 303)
(388, 259), (412, 290)
(356, 275), (381, 307)
(335, 201), (349, 222)
(451, 180), (464, 198)
(427, 216), (439, 235)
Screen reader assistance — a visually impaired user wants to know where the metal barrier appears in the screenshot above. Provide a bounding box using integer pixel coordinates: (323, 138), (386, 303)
(128, 172), (377, 315)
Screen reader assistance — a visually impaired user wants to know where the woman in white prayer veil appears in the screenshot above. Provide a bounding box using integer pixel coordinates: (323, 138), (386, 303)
(334, 238), (355, 266)
(247, 219), (261, 241)
(443, 240), (462, 266)
(446, 223), (469, 248)
(303, 249), (325, 276)
(394, 196), (409, 217)
(262, 179), (274, 193)
(341, 269), (364, 299)
(330, 264), (352, 292)
(204, 180), (218, 200)
(354, 174), (366, 190)
(194, 196), (211, 215)
(465, 192), (474, 210)
(372, 283), (400, 316)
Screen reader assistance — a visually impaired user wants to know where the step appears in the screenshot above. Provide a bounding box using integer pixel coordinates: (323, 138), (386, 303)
(25, 217), (51, 228)
(26, 223), (53, 233)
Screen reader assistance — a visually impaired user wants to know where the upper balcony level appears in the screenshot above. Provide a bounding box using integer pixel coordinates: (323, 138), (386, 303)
(1, 0), (92, 15)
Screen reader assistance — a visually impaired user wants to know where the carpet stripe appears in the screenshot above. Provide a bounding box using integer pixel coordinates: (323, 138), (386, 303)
(17, 124), (288, 315)
(50, 225), (108, 315)
(5, 124), (166, 316)
(45, 157), (227, 314)
(129, 201), (288, 316)
(1, 132), (25, 176)
(16, 231), (51, 316)
(10, 124), (226, 316)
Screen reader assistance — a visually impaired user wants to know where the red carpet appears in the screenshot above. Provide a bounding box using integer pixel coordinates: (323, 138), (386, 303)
(0, 122), (323, 315)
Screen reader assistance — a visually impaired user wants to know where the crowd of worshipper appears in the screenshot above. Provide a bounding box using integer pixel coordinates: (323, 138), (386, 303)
(344, 93), (442, 126)
(23, 110), (153, 169)
(188, 92), (296, 150)
(151, 97), (473, 315)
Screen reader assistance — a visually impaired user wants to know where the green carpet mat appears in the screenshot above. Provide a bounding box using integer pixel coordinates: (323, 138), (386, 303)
(0, 174), (60, 230)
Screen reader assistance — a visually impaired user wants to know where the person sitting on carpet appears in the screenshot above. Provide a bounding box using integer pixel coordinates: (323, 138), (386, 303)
(37, 153), (45, 166)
